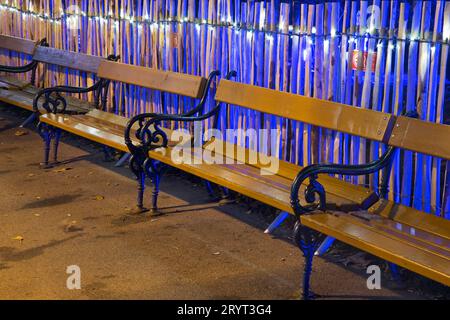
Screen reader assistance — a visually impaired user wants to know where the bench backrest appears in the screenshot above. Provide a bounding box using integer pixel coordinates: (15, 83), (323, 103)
(0, 35), (37, 55)
(215, 80), (395, 143)
(216, 81), (450, 160)
(32, 46), (104, 73)
(97, 60), (207, 99)
(389, 116), (450, 160)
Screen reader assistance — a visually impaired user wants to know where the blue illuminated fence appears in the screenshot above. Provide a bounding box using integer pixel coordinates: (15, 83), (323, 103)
(0, 0), (449, 218)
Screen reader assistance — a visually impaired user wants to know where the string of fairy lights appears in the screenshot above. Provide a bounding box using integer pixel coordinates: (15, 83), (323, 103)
(0, 1), (449, 48)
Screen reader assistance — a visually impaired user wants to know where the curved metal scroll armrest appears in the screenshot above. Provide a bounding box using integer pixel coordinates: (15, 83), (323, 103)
(0, 38), (48, 74)
(124, 71), (237, 155)
(182, 70), (220, 117)
(32, 79), (105, 114)
(290, 109), (420, 217)
(0, 60), (38, 74)
(290, 146), (397, 217)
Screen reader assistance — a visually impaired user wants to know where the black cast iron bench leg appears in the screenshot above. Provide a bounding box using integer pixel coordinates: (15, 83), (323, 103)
(37, 122), (55, 168)
(144, 158), (167, 215)
(53, 128), (62, 163)
(293, 221), (326, 300)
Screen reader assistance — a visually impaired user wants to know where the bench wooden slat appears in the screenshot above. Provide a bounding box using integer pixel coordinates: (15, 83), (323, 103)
(334, 213), (450, 259)
(40, 113), (130, 152)
(39, 111), (171, 151)
(33, 46), (103, 73)
(148, 147), (363, 214)
(369, 200), (450, 241)
(389, 116), (450, 160)
(301, 213), (450, 286)
(0, 35), (37, 55)
(215, 80), (395, 143)
(364, 213), (449, 252)
(87, 109), (130, 127)
(0, 88), (35, 111)
(97, 60), (207, 99)
(148, 148), (296, 214)
(0, 75), (35, 90)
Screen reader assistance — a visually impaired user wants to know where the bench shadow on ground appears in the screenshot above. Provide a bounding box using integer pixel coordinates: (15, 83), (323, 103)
(20, 194), (84, 210)
(0, 234), (84, 263)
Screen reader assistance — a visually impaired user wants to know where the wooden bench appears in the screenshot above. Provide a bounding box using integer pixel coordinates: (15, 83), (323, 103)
(124, 78), (450, 298)
(0, 35), (117, 127)
(291, 115), (450, 297)
(37, 60), (219, 199)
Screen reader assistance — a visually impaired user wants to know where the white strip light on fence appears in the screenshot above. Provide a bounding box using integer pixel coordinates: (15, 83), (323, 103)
(0, 2), (448, 46)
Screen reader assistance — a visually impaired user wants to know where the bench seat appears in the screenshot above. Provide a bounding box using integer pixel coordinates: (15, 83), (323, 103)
(0, 75), (94, 113)
(148, 146), (368, 214)
(40, 109), (378, 214)
(40, 110), (135, 152)
(301, 206), (450, 286)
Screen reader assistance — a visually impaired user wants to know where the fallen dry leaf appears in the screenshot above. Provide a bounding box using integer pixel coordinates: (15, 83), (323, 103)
(93, 195), (105, 201)
(54, 167), (73, 173)
(15, 130), (29, 136)
(12, 236), (24, 242)
(64, 220), (83, 233)
(27, 173), (35, 177)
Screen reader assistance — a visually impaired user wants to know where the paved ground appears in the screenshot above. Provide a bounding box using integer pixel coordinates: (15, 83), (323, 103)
(0, 106), (446, 300)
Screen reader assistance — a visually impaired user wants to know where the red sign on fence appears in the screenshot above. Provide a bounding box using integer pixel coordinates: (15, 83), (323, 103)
(352, 50), (377, 72)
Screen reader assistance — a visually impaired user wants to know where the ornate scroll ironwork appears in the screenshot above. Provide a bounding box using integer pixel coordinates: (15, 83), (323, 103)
(33, 53), (119, 167)
(290, 146), (397, 216)
(123, 70), (236, 213)
(32, 54), (120, 115)
(0, 38), (48, 74)
(290, 110), (419, 217)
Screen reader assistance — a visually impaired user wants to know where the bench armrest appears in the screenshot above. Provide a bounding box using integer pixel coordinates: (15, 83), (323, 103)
(0, 60), (38, 74)
(290, 109), (420, 216)
(32, 53), (119, 114)
(290, 146), (397, 216)
(124, 71), (237, 155)
(32, 79), (105, 114)
(0, 39), (48, 75)
(182, 70), (220, 117)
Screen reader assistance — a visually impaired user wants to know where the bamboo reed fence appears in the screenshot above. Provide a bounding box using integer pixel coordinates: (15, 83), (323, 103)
(0, 0), (449, 218)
